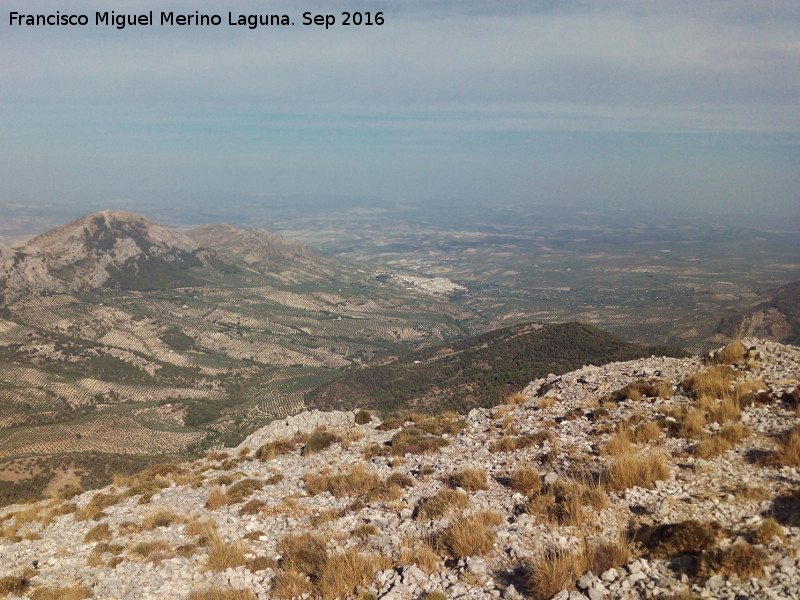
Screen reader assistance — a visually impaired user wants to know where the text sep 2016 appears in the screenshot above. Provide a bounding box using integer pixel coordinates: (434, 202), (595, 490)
(8, 11), (385, 30)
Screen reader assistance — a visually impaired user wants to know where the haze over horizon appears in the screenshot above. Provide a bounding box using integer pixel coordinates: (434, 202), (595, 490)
(2, 0), (799, 220)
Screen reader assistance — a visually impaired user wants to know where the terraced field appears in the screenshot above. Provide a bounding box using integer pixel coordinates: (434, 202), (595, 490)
(0, 414), (205, 458)
(0, 257), (475, 502)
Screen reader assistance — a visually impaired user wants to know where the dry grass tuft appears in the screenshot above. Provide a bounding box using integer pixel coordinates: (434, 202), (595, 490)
(682, 366), (734, 400)
(695, 435), (733, 459)
(446, 467), (488, 491)
(437, 514), (497, 558)
(493, 405), (512, 420)
(507, 393), (529, 405)
(713, 542), (768, 578)
(635, 519), (722, 558)
(206, 486), (229, 510)
(767, 425), (800, 467)
(732, 484), (769, 500)
(129, 539), (171, 561)
(84, 522), (112, 542)
(189, 520), (247, 571)
(525, 534), (632, 599)
(277, 532), (329, 577)
(304, 463), (382, 498)
(525, 479), (606, 527)
(207, 536), (247, 572)
(354, 524), (380, 538)
(389, 427), (450, 456)
(142, 510), (182, 530)
(272, 570), (313, 599)
(41, 501), (77, 526)
(318, 552), (390, 600)
(474, 509), (504, 527)
(719, 423), (750, 445)
(255, 438), (297, 461)
(714, 340), (745, 365)
(509, 467), (542, 496)
(527, 547), (585, 600)
(122, 479), (169, 503)
(632, 421), (661, 443)
(678, 408), (707, 439)
(30, 586), (93, 600)
(185, 588), (257, 600)
(12, 504), (41, 526)
(606, 452), (669, 490)
(225, 478), (263, 504)
(704, 396), (742, 423)
(417, 488), (471, 520)
(752, 517), (785, 545)
(605, 427), (633, 456)
(399, 540), (441, 574)
(654, 381), (673, 398)
(355, 410), (373, 424)
(537, 397), (556, 409)
(303, 428), (342, 455)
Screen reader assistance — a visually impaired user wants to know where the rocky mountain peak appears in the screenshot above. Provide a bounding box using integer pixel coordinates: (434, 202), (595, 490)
(186, 222), (319, 270)
(0, 212), (330, 304)
(17, 210), (197, 256)
(0, 339), (797, 600)
(0, 211), (203, 303)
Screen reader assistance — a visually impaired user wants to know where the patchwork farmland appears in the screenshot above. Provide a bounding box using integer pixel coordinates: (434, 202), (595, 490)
(0, 254), (474, 502)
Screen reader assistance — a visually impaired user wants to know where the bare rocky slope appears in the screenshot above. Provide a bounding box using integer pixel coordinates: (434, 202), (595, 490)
(0, 212), (323, 304)
(185, 224), (319, 272)
(717, 281), (800, 346)
(0, 339), (798, 600)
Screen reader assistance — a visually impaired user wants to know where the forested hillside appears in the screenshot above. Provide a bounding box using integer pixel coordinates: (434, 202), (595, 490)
(306, 322), (688, 414)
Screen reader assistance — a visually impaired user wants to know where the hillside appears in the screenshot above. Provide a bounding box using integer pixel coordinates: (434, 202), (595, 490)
(0, 211), (339, 303)
(306, 322), (688, 414)
(0, 212), (482, 503)
(0, 339), (797, 600)
(716, 280), (800, 346)
(185, 224), (319, 274)
(0, 211), (205, 301)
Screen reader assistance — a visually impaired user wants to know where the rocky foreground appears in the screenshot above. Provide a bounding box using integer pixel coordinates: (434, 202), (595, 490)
(1, 339), (798, 600)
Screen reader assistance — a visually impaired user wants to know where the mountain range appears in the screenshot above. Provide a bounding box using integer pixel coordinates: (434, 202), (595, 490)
(0, 337), (797, 600)
(0, 211), (325, 304)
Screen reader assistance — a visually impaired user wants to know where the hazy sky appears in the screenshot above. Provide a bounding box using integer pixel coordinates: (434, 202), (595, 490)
(2, 0), (799, 217)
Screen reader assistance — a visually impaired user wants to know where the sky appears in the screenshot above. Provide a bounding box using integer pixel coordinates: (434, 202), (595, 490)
(1, 0), (799, 219)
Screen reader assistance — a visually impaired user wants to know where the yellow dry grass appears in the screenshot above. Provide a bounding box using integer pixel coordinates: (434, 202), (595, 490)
(318, 552), (391, 600)
(683, 366), (734, 400)
(417, 488), (471, 520)
(509, 467), (542, 496)
(272, 570), (313, 599)
(30, 586), (93, 600)
(304, 463), (382, 498)
(446, 467), (488, 491)
(507, 393), (529, 405)
(606, 452), (669, 490)
(398, 539), (441, 574)
(768, 425), (800, 467)
(715, 340), (745, 365)
(437, 514), (497, 558)
(185, 588), (257, 600)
